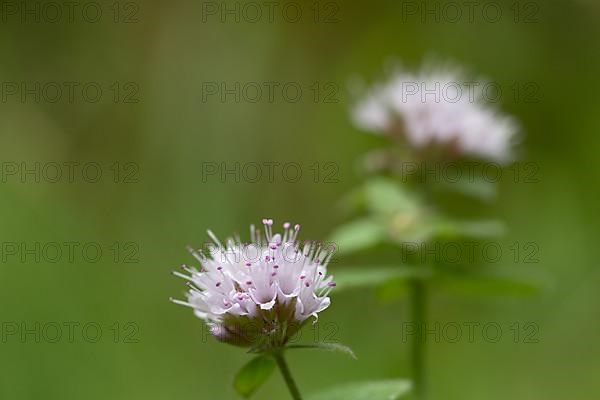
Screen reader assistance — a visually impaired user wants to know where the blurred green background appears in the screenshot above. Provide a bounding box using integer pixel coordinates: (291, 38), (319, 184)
(1, 0), (599, 399)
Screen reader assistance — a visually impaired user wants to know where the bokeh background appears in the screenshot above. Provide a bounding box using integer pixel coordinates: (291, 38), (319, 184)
(1, 0), (599, 399)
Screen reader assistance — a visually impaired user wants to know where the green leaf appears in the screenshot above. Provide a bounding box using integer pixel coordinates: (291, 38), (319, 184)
(328, 218), (386, 255)
(233, 355), (276, 398)
(287, 342), (357, 359)
(308, 380), (412, 400)
(364, 178), (418, 215)
(332, 266), (432, 292)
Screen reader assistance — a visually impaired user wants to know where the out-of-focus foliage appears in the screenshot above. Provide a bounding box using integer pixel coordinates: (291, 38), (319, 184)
(1, 0), (599, 399)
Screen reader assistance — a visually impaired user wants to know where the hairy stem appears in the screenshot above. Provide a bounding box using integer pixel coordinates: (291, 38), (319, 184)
(274, 352), (303, 400)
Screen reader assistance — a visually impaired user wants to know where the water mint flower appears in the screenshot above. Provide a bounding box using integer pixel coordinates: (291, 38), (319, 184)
(352, 66), (519, 163)
(171, 219), (335, 349)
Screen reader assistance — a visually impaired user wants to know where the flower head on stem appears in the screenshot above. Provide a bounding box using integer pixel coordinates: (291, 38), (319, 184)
(171, 219), (335, 351)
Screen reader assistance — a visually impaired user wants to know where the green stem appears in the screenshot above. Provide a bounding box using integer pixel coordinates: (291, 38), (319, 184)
(410, 279), (427, 400)
(274, 351), (303, 400)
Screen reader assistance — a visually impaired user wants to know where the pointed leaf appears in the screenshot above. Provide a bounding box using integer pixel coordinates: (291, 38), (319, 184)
(308, 380), (412, 400)
(287, 342), (357, 359)
(233, 355), (276, 398)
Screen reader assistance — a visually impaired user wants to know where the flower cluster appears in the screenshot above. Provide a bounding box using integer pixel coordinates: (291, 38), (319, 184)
(172, 220), (335, 348)
(352, 66), (518, 163)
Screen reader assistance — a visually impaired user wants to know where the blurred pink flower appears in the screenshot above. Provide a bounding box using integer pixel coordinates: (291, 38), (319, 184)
(352, 66), (519, 163)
